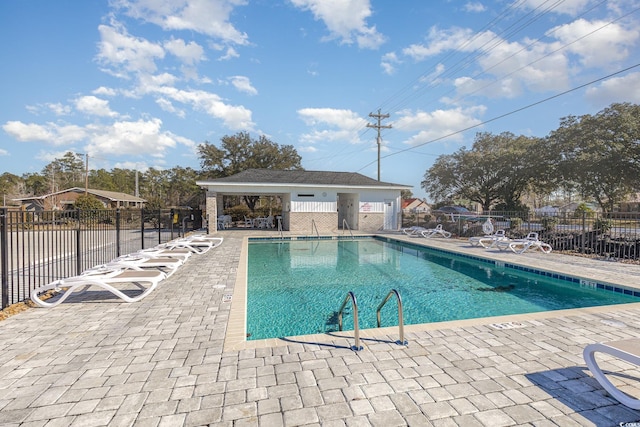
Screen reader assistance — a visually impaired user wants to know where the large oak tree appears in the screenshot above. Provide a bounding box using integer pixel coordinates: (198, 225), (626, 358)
(422, 132), (549, 211)
(198, 132), (302, 178)
(198, 132), (303, 210)
(547, 103), (640, 212)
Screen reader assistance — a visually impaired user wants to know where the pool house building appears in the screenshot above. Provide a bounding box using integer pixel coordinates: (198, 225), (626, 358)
(196, 169), (411, 233)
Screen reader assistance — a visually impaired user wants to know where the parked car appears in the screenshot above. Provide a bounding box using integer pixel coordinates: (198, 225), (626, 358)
(433, 206), (481, 222)
(434, 206), (476, 216)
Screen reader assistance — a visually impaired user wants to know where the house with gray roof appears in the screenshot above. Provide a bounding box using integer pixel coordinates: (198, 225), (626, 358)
(13, 187), (146, 211)
(196, 169), (412, 233)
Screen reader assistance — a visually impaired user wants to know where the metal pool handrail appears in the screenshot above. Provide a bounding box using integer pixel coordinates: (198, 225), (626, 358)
(337, 291), (362, 351)
(342, 219), (354, 239)
(376, 289), (408, 346)
(311, 219), (319, 237)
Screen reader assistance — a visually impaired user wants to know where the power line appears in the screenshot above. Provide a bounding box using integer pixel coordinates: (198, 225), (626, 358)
(306, 2), (637, 175)
(361, 2), (636, 147)
(356, 62), (640, 172)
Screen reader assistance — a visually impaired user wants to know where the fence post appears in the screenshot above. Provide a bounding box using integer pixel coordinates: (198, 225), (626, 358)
(1, 208), (8, 309)
(157, 209), (162, 245)
(116, 209), (121, 258)
(170, 208), (175, 241)
(76, 208), (82, 275)
(141, 208), (145, 250)
(581, 211), (587, 254)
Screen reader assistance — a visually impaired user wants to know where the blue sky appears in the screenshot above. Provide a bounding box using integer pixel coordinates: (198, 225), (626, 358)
(1, 0), (639, 200)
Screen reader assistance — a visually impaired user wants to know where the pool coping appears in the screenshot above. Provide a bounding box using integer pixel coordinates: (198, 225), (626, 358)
(223, 233), (640, 352)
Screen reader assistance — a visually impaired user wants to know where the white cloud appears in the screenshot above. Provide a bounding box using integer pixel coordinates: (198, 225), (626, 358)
(115, 0), (249, 45)
(381, 52), (400, 75)
(136, 73), (180, 95)
(93, 86), (118, 96)
(402, 27), (481, 61)
(156, 98), (186, 118)
(112, 161), (153, 172)
(402, 24), (576, 98)
(463, 2), (486, 13)
(297, 108), (366, 143)
(290, 0), (386, 49)
(298, 146), (318, 153)
(25, 103), (72, 116)
(164, 38), (205, 65)
(46, 103), (72, 116)
(0, 148), (8, 156)
(2, 121), (87, 146)
(3, 116), (197, 165)
(549, 19), (639, 68)
(36, 150), (80, 164)
(96, 21), (165, 77)
(218, 46), (240, 61)
(475, 40), (571, 95)
(85, 118), (193, 159)
(394, 106), (486, 146)
(152, 86), (255, 130)
(585, 71), (640, 105)
(517, 0), (592, 16)
(229, 76), (258, 95)
(298, 107), (363, 128)
(75, 96), (119, 118)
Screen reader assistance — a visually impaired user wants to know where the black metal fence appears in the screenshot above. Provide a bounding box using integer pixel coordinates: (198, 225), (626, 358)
(403, 210), (640, 261)
(0, 207), (202, 309)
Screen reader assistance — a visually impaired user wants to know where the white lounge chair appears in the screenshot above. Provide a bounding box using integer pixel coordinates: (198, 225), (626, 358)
(469, 229), (507, 248)
(469, 219), (496, 247)
(161, 235), (223, 254)
(402, 226), (427, 236)
(104, 253), (183, 277)
(244, 216), (254, 228)
(135, 247), (192, 263)
(31, 268), (166, 308)
(495, 232), (552, 254)
(421, 224), (452, 239)
(584, 339), (640, 409)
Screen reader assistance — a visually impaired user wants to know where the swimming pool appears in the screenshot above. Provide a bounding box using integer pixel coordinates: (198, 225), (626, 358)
(246, 237), (640, 341)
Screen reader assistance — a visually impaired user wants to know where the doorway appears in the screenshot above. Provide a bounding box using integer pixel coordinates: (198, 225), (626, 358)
(337, 193), (359, 230)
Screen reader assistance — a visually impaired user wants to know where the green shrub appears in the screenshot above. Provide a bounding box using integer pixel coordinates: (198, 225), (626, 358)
(541, 216), (558, 231)
(573, 202), (595, 218)
(226, 204), (251, 222)
(593, 217), (612, 233)
(509, 217), (523, 229)
(74, 194), (104, 210)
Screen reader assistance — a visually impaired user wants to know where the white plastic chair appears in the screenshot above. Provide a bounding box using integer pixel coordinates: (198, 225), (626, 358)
(584, 339), (640, 409)
(421, 224), (452, 239)
(31, 267), (166, 307)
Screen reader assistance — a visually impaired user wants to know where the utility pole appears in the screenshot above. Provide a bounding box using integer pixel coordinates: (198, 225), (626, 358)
(366, 109), (391, 181)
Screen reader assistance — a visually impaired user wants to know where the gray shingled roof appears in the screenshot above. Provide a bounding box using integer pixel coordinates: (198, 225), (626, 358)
(202, 169), (409, 188)
(13, 187), (146, 202)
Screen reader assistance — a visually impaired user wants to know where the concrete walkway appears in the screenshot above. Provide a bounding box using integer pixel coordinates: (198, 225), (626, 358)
(2, 232), (640, 426)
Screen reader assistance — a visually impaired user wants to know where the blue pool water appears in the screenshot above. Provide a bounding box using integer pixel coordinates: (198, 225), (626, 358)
(246, 237), (639, 340)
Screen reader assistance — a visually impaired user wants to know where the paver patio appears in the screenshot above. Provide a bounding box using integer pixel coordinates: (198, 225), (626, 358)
(1, 231), (640, 426)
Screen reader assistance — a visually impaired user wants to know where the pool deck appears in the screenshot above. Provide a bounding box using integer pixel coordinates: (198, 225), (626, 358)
(2, 231), (640, 426)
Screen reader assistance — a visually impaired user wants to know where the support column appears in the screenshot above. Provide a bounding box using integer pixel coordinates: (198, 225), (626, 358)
(205, 190), (218, 233)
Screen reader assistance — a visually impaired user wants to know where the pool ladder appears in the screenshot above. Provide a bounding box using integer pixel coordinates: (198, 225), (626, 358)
(337, 289), (407, 351)
(377, 289), (408, 346)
